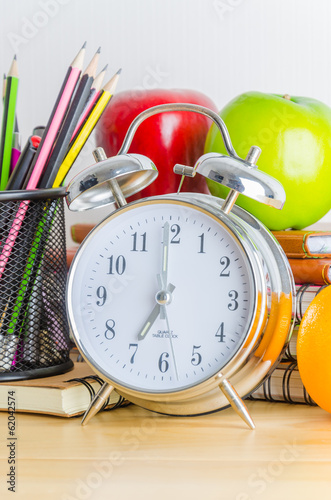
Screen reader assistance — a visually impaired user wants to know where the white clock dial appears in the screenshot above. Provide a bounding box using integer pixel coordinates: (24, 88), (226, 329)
(68, 199), (257, 394)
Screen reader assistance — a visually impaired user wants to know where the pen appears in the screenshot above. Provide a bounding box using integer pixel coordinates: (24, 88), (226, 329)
(6, 135), (41, 190)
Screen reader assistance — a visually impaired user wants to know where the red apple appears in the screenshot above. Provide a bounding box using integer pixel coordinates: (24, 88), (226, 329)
(95, 89), (218, 198)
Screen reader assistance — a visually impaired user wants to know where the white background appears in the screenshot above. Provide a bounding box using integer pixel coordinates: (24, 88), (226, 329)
(1, 0), (331, 244)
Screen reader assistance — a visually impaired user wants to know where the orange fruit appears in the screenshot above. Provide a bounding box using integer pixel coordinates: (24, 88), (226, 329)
(297, 285), (331, 413)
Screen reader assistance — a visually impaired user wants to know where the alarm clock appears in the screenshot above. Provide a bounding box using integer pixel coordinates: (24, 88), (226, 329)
(66, 103), (295, 429)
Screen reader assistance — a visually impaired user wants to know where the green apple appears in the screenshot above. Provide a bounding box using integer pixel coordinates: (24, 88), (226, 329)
(204, 91), (331, 230)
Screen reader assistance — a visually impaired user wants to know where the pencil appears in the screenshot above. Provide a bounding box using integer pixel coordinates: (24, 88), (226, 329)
(25, 43), (86, 190)
(70, 64), (107, 140)
(1, 45), (88, 340)
(3, 46), (93, 337)
(38, 47), (100, 188)
(0, 44), (86, 281)
(0, 56), (19, 190)
(2, 74), (6, 100)
(52, 68), (121, 188)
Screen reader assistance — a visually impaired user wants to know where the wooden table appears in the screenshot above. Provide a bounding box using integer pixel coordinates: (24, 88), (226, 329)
(0, 401), (330, 499)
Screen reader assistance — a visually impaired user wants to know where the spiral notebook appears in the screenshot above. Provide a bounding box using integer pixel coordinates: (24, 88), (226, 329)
(249, 361), (316, 405)
(0, 362), (125, 417)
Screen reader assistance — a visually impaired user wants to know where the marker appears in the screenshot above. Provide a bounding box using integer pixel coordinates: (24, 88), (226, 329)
(6, 135), (41, 190)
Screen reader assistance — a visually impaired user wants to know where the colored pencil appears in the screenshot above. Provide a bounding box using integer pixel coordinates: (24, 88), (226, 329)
(38, 47), (100, 189)
(0, 44), (86, 281)
(71, 64), (107, 140)
(0, 56), (19, 190)
(9, 52), (103, 335)
(2, 73), (6, 99)
(52, 68), (121, 188)
(26, 43), (86, 189)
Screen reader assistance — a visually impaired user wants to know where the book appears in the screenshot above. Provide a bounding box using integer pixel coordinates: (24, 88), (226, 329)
(281, 284), (330, 361)
(295, 283), (327, 322)
(0, 361), (123, 417)
(272, 230), (331, 258)
(289, 258), (331, 285)
(71, 223), (94, 244)
(283, 324), (299, 361)
(249, 361), (316, 405)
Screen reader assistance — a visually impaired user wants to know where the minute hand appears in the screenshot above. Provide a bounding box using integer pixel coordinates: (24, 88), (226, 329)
(161, 221), (170, 289)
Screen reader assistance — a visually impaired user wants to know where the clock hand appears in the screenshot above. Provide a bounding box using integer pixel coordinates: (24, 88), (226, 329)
(138, 281), (176, 341)
(137, 303), (161, 341)
(157, 273), (179, 381)
(138, 222), (172, 342)
(161, 221), (170, 289)
(161, 302), (179, 381)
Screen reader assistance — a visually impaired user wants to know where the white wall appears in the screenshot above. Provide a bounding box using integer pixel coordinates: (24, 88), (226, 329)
(1, 0), (331, 244)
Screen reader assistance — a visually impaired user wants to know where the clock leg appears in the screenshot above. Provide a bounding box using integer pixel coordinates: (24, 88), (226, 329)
(81, 382), (115, 426)
(219, 378), (255, 430)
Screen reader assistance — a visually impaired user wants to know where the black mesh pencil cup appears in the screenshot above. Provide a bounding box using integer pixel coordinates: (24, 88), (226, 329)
(0, 188), (73, 381)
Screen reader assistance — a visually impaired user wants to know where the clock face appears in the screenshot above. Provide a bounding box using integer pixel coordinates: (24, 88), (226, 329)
(67, 199), (257, 394)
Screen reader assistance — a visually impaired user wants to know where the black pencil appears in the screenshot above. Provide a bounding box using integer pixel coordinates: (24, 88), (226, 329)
(22, 42), (86, 190)
(38, 47), (100, 189)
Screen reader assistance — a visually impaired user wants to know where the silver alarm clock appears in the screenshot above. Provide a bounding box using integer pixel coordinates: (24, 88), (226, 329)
(66, 103), (295, 428)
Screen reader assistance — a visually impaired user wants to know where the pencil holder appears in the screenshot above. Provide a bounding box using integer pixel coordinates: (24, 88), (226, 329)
(0, 188), (73, 381)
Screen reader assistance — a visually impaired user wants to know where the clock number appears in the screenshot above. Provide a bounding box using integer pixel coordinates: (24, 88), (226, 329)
(131, 232), (147, 252)
(158, 352), (170, 373)
(129, 343), (138, 364)
(108, 255), (126, 275)
(215, 322), (225, 342)
(228, 290), (239, 311)
(96, 286), (107, 306)
(170, 224), (181, 244)
(191, 345), (202, 366)
(104, 319), (116, 340)
(220, 256), (230, 277)
(198, 233), (206, 254)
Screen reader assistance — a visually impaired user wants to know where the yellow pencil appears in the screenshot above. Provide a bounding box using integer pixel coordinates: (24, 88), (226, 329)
(52, 68), (121, 188)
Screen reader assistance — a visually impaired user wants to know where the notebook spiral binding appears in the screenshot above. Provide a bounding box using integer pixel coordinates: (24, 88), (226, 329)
(295, 283), (327, 323)
(67, 375), (130, 413)
(249, 361), (316, 406)
(283, 284), (327, 362)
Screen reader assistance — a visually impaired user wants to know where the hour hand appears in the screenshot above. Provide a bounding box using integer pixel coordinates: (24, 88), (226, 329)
(138, 281), (176, 341)
(138, 303), (160, 341)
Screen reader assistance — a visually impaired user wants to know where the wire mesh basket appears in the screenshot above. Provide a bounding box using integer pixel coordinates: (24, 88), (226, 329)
(0, 188), (73, 381)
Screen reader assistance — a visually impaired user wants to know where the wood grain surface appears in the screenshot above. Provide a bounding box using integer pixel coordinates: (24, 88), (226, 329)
(0, 401), (330, 500)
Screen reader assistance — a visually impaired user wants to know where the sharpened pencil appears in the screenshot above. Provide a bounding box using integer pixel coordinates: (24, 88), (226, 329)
(38, 47), (101, 189)
(25, 43), (86, 190)
(52, 68), (121, 188)
(2, 74), (6, 100)
(0, 44), (86, 281)
(71, 63), (107, 140)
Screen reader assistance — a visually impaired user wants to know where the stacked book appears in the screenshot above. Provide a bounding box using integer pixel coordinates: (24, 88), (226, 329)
(68, 226), (330, 407)
(251, 230), (331, 405)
